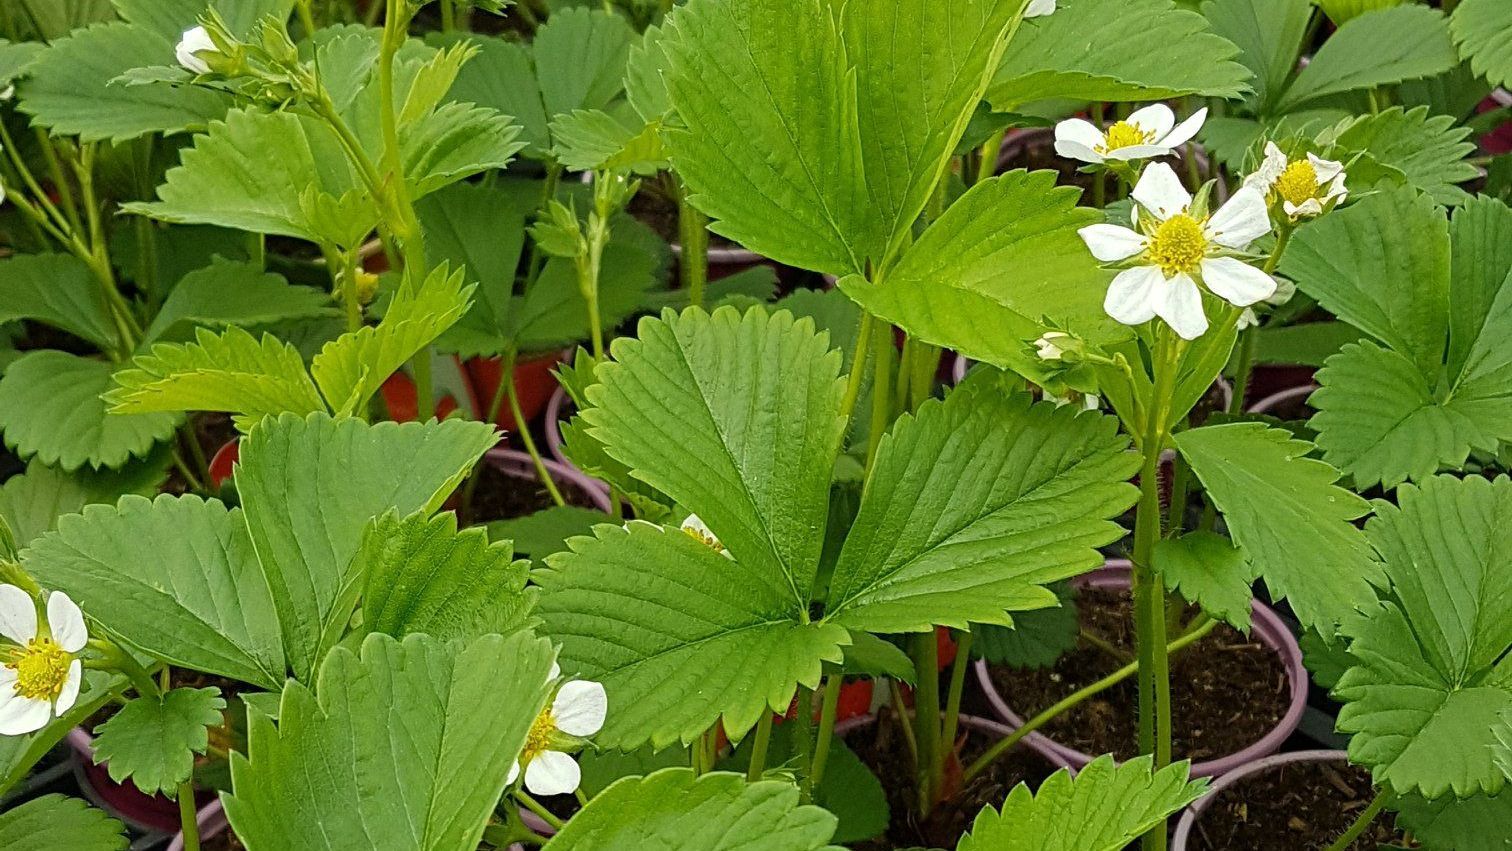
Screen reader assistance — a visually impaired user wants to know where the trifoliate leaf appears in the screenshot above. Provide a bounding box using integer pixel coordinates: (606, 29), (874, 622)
(1174, 423), (1382, 634)
(92, 687), (226, 796)
(1318, 106), (1479, 206)
(223, 632), (555, 851)
(0, 457), (167, 548)
(0, 350), (179, 471)
(956, 756), (1208, 851)
(25, 494), (287, 689)
(1154, 531), (1256, 631)
(1451, 0), (1512, 90)
(826, 372), (1138, 633)
(1202, 0), (1311, 113)
(0, 253), (120, 350)
(142, 259), (336, 344)
(1336, 475), (1512, 800)
(1276, 5), (1458, 112)
(0, 795), (125, 851)
(541, 769), (841, 851)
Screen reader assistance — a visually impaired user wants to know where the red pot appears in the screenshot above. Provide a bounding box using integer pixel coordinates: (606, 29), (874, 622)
(69, 729), (214, 834)
(207, 440), (239, 489)
(464, 351), (564, 432)
(379, 371), (465, 423)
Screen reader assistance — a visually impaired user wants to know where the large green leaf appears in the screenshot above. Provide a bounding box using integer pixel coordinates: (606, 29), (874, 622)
(0, 456), (166, 548)
(142, 260), (335, 344)
(987, 0), (1250, 109)
(223, 632), (555, 851)
(825, 372), (1138, 633)
(1451, 0), (1512, 90)
(542, 769), (841, 851)
(0, 350), (179, 471)
(1201, 0), (1311, 113)
(532, 7), (634, 120)
(536, 521), (849, 749)
(1276, 5), (1458, 112)
(0, 253), (119, 350)
(92, 687), (226, 796)
(1447, 196), (1512, 378)
(398, 101), (526, 197)
(0, 795), (126, 851)
(1174, 423), (1382, 633)
(417, 180), (535, 356)
(234, 414), (498, 681)
(441, 36), (549, 154)
(955, 756), (1207, 851)
(1336, 475), (1512, 800)
(1395, 789), (1512, 851)
(24, 494), (287, 689)
(1319, 106), (1479, 206)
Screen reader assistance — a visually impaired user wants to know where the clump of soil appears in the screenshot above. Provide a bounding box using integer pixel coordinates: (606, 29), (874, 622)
(1192, 759), (1404, 850)
(986, 588), (1290, 766)
(847, 709), (1056, 850)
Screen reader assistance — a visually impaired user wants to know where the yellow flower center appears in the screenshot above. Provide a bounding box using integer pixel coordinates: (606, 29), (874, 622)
(7, 638), (69, 702)
(683, 526), (725, 555)
(1098, 121), (1153, 154)
(1274, 159), (1319, 207)
(1146, 213), (1208, 277)
(521, 708), (556, 763)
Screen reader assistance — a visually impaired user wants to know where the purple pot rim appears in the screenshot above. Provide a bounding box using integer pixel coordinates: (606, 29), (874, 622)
(973, 559), (1308, 778)
(1169, 749), (1349, 850)
(168, 799), (229, 851)
(669, 242), (764, 265)
(1247, 383), (1318, 417)
(544, 385), (572, 467)
(483, 447), (612, 514)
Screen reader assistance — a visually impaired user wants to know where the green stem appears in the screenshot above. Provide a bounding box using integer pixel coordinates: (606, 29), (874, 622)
(177, 775), (200, 851)
(179, 421), (212, 491)
(837, 312), (874, 431)
(863, 323), (895, 474)
(677, 183), (709, 309)
(976, 129), (1006, 185)
(438, 0), (455, 31)
(1323, 788), (1390, 851)
(912, 632), (941, 817)
(888, 680), (919, 766)
(504, 351), (567, 507)
(746, 711), (774, 782)
(939, 630), (973, 758)
(809, 676), (841, 788)
(1229, 226), (1292, 414)
(459, 364), (512, 522)
(514, 791), (564, 831)
(296, 0), (317, 36)
(793, 688), (815, 803)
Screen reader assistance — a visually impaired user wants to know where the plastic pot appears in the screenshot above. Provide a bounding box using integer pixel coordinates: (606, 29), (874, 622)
(168, 799), (229, 851)
(543, 385), (574, 470)
(1169, 749), (1349, 850)
(972, 560), (1307, 779)
(464, 350), (566, 432)
(481, 448), (613, 514)
(68, 728), (214, 834)
(1247, 383), (1317, 417)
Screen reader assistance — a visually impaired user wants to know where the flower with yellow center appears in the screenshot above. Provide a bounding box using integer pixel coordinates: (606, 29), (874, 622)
(1078, 163), (1276, 340)
(0, 586), (87, 735)
(1244, 142), (1347, 220)
(1054, 104), (1208, 164)
(507, 663), (606, 796)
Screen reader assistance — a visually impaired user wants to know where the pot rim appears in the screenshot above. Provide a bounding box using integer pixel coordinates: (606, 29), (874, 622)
(167, 798), (229, 851)
(483, 447), (612, 513)
(972, 558), (1309, 778)
(1247, 383), (1317, 416)
(1169, 749), (1350, 850)
(544, 385), (572, 468)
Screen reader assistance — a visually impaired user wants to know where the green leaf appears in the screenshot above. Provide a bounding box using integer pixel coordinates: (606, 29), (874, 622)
(418, 179), (536, 356)
(955, 756), (1208, 851)
(1253, 320), (1366, 367)
(223, 632), (555, 851)
(1154, 531), (1256, 631)
(541, 769), (841, 851)
(1337, 475), (1512, 800)
(1395, 790), (1512, 851)
(987, 0), (1251, 110)
(114, 0), (294, 40)
(538, 521), (849, 749)
(357, 510), (534, 642)
(107, 326), (326, 429)
(1318, 106), (1479, 206)
(0, 457), (166, 548)
(1174, 423), (1382, 633)
(582, 306), (845, 606)
(0, 350), (179, 471)
(1447, 196), (1512, 378)
(0, 253), (119, 350)
(1451, 0), (1512, 90)
(234, 413), (498, 681)
(439, 36), (549, 155)
(625, 22), (671, 123)
(971, 582), (1079, 670)
(512, 236), (661, 353)
(549, 107), (666, 174)
(1202, 0), (1311, 113)
(399, 101), (525, 197)
(143, 260), (336, 344)
(840, 633), (917, 683)
(532, 7), (634, 121)
(0, 795), (126, 851)
(826, 372), (1138, 633)
(25, 494), (287, 689)
(92, 687), (226, 796)
(1276, 5), (1458, 112)
(486, 505), (611, 561)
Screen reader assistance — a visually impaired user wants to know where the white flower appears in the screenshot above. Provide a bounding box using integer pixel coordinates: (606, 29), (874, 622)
(1078, 162), (1276, 340)
(1024, 0), (1056, 17)
(1034, 332), (1070, 361)
(175, 26), (216, 75)
(508, 664), (607, 796)
(0, 586), (86, 735)
(1054, 105), (1207, 164)
(1244, 142), (1347, 220)
(680, 514), (731, 559)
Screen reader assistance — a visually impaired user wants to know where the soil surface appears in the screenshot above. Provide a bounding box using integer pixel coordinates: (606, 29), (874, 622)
(465, 461), (600, 524)
(628, 184), (741, 251)
(1191, 759), (1405, 850)
(986, 588), (1290, 766)
(848, 709), (1056, 850)
(203, 829), (246, 850)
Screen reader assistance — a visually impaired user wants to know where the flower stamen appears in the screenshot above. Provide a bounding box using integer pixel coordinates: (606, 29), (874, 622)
(1275, 159), (1319, 207)
(1097, 121), (1153, 154)
(521, 709), (557, 764)
(683, 526), (725, 555)
(7, 638), (70, 702)
(1145, 213), (1208, 277)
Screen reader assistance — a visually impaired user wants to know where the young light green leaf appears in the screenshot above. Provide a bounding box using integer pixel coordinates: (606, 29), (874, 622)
(1451, 0), (1512, 90)
(0, 253), (119, 350)
(1154, 531), (1256, 631)
(826, 372), (1138, 633)
(1318, 106), (1479, 206)
(400, 101), (526, 197)
(224, 632), (555, 851)
(549, 108), (667, 174)
(142, 260), (336, 344)
(0, 457), (166, 549)
(956, 756), (1208, 851)
(1174, 423), (1382, 633)
(0, 795), (126, 851)
(92, 687), (226, 796)
(542, 769), (841, 851)
(24, 494), (287, 689)
(1202, 0), (1311, 113)
(1276, 5), (1458, 112)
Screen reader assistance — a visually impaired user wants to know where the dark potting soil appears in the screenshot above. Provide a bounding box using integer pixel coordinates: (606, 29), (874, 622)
(987, 588), (1290, 766)
(1192, 760), (1403, 850)
(465, 462), (601, 525)
(627, 184), (741, 251)
(847, 709), (1055, 851)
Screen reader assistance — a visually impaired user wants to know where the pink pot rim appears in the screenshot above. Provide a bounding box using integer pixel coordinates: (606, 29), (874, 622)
(168, 799), (229, 851)
(1247, 383), (1318, 417)
(973, 559), (1308, 779)
(483, 447), (612, 514)
(544, 385), (572, 468)
(1170, 749), (1349, 850)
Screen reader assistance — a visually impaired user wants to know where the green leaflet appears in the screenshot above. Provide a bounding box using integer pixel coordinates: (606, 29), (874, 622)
(141, 259), (336, 345)
(1276, 5), (1458, 112)
(0, 253), (120, 350)
(92, 687), (226, 796)
(1201, 0), (1312, 114)
(1450, 0), (1512, 90)
(1318, 106), (1480, 206)
(1154, 531), (1256, 632)
(0, 457), (167, 549)
(0, 795), (126, 851)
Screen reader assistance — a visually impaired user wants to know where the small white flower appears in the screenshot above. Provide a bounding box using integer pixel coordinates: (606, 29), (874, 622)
(508, 663), (607, 797)
(1245, 142), (1347, 220)
(1024, 0), (1056, 17)
(680, 514), (732, 559)
(1054, 105), (1207, 164)
(1078, 162), (1276, 341)
(175, 26), (217, 75)
(0, 586), (87, 735)
(1034, 332), (1070, 362)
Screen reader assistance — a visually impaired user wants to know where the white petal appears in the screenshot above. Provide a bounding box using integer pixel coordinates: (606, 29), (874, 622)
(552, 680), (607, 737)
(1153, 273), (1209, 340)
(47, 592), (87, 653)
(1205, 186), (1271, 249)
(1131, 163), (1192, 221)
(1078, 224), (1147, 262)
(1201, 257), (1277, 307)
(1236, 308), (1260, 330)
(1104, 266), (1163, 326)
(1126, 104), (1175, 141)
(1024, 0), (1056, 17)
(0, 585), (37, 646)
(507, 761), (520, 785)
(1286, 198), (1321, 218)
(1245, 144), (1286, 191)
(1323, 174), (1349, 203)
(54, 659), (82, 716)
(680, 513), (715, 541)
(1104, 144), (1174, 161)
(175, 26), (214, 75)
(549, 661), (561, 681)
(0, 687), (52, 736)
(1053, 139), (1104, 164)
(1308, 153), (1344, 182)
(1157, 107), (1207, 149)
(1054, 118), (1105, 150)
(524, 750), (581, 796)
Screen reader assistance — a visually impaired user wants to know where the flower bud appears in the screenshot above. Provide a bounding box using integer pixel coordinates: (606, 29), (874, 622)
(176, 26), (217, 75)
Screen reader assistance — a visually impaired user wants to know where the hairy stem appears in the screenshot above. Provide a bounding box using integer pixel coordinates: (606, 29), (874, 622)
(913, 632), (941, 818)
(177, 774), (200, 851)
(939, 630), (973, 762)
(677, 182), (709, 309)
(1324, 788), (1390, 851)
